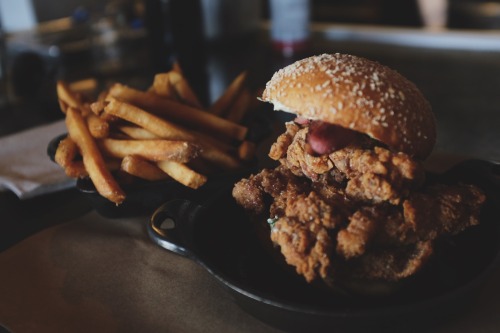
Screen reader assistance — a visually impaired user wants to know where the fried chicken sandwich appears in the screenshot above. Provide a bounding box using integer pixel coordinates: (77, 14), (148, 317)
(232, 53), (485, 294)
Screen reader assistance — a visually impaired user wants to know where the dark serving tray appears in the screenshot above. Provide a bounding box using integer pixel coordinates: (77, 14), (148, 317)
(147, 159), (500, 333)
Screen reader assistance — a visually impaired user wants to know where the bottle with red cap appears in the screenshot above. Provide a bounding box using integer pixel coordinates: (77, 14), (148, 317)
(269, 0), (311, 57)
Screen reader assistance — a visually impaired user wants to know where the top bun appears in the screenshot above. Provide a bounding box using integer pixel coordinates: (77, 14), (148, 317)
(261, 53), (436, 159)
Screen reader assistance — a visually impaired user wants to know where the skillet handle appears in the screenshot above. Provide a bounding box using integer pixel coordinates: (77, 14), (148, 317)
(148, 199), (200, 259)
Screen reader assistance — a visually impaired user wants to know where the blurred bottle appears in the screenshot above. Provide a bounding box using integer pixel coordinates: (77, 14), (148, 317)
(269, 0), (311, 58)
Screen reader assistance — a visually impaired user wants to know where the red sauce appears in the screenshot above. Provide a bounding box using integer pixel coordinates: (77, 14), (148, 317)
(294, 116), (310, 125)
(307, 121), (359, 155)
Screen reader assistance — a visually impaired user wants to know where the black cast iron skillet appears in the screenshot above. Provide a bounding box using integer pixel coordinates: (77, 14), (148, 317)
(148, 160), (500, 333)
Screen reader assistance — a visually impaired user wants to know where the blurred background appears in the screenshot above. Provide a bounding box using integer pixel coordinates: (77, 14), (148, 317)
(0, 0), (500, 160)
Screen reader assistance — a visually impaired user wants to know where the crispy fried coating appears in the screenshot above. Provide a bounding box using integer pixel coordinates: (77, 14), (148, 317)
(271, 217), (334, 283)
(233, 124), (485, 286)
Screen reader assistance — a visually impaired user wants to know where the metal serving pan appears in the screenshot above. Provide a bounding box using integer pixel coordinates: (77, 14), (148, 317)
(148, 159), (500, 333)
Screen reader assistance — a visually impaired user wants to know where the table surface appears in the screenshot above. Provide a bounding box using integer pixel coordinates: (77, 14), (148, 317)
(1, 25), (500, 332)
(1, 210), (500, 333)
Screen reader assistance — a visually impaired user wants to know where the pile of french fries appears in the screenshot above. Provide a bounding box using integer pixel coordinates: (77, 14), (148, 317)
(54, 64), (256, 205)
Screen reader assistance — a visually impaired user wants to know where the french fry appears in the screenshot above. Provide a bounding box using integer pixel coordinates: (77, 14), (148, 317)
(57, 81), (82, 113)
(64, 162), (88, 178)
(99, 138), (200, 163)
(86, 113), (110, 138)
(66, 108), (125, 204)
(55, 137), (78, 168)
(121, 155), (169, 181)
(57, 80), (92, 116)
(225, 88), (251, 123)
(55, 64), (259, 205)
(58, 100), (68, 114)
(108, 84), (247, 140)
(153, 73), (176, 99)
(55, 136), (121, 177)
(54, 137), (88, 178)
(168, 71), (202, 108)
(104, 98), (240, 169)
(104, 98), (196, 141)
(210, 71), (247, 116)
(157, 160), (207, 189)
(172, 61), (183, 74)
(97, 89), (109, 102)
(238, 141), (256, 161)
(90, 100), (107, 115)
(69, 78), (97, 95)
(108, 95), (227, 151)
(118, 125), (159, 140)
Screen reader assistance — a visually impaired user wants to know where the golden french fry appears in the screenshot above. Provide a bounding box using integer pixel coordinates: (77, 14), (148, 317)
(64, 161), (88, 178)
(55, 138), (88, 178)
(98, 89), (109, 102)
(86, 113), (110, 138)
(105, 99), (241, 169)
(90, 100), (107, 115)
(66, 156), (122, 178)
(56, 64), (258, 202)
(104, 98), (196, 141)
(63, 162), (88, 178)
(57, 81), (82, 113)
(55, 136), (120, 177)
(69, 78), (97, 95)
(157, 160), (207, 189)
(66, 108), (125, 204)
(210, 71), (247, 116)
(58, 99), (68, 114)
(55, 137), (78, 168)
(121, 155), (170, 181)
(108, 84), (247, 141)
(153, 73), (176, 99)
(238, 141), (256, 161)
(172, 61), (183, 74)
(225, 88), (251, 123)
(118, 125), (159, 140)
(104, 98), (239, 169)
(57, 80), (93, 116)
(168, 71), (202, 108)
(99, 138), (200, 163)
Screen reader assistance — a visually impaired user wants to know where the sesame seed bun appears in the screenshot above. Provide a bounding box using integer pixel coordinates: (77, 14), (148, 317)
(261, 53), (436, 159)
